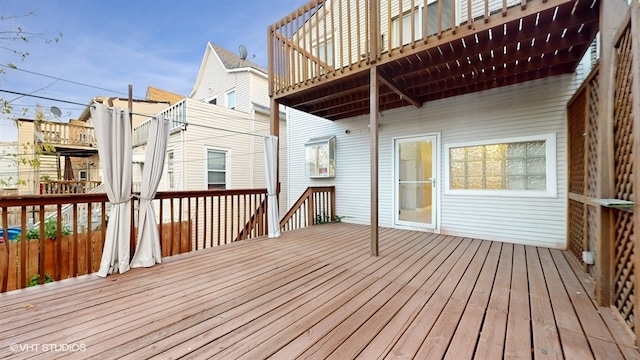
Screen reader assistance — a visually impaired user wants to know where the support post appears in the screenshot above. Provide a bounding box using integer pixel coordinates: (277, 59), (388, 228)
(595, 0), (629, 306)
(270, 97), (280, 201)
(370, 66), (379, 256)
(368, 0), (380, 63)
(630, 0), (640, 339)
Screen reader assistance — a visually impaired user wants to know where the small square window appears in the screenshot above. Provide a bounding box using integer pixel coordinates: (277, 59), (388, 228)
(305, 136), (336, 178)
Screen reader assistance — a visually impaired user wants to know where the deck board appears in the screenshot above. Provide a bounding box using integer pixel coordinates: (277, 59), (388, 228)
(0, 223), (638, 359)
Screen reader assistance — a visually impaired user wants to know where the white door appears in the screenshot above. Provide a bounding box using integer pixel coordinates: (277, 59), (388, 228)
(395, 135), (438, 229)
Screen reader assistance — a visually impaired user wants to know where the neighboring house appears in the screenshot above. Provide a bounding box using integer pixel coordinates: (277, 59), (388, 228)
(145, 86), (184, 105)
(0, 141), (18, 194)
(134, 42), (289, 212)
(13, 97), (171, 195)
(131, 98), (272, 193)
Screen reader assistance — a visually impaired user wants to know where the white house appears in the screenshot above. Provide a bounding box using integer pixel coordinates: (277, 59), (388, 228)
(0, 142), (18, 194)
(270, 0), (601, 249)
(133, 42), (288, 212)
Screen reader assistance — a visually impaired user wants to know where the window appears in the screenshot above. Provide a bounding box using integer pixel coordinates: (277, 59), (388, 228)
(391, 1), (453, 48)
(207, 149), (227, 189)
(226, 90), (236, 110)
(167, 150), (175, 189)
(315, 39), (334, 67)
(392, 8), (422, 48)
(305, 136), (336, 178)
(78, 170), (88, 181)
(445, 134), (557, 197)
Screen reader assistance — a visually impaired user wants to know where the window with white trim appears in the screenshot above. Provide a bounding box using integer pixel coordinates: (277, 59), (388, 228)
(207, 149), (227, 189)
(167, 150), (175, 189)
(445, 134), (557, 197)
(226, 90), (236, 110)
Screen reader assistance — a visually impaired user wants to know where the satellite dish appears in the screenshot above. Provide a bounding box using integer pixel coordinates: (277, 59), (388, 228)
(50, 106), (62, 118)
(239, 45), (248, 60)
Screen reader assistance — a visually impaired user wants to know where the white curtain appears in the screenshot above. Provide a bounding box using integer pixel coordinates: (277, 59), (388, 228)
(90, 104), (132, 277)
(264, 135), (281, 238)
(131, 117), (170, 268)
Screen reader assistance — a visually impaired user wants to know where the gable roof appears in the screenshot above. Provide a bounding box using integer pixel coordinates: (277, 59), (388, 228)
(210, 42), (267, 74)
(146, 86), (185, 105)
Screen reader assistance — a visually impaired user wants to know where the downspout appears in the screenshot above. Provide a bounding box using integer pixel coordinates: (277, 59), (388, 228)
(250, 107), (255, 187)
(181, 103), (187, 191)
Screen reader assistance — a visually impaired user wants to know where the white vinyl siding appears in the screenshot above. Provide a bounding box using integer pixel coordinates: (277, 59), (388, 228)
(289, 73), (578, 248)
(190, 44), (258, 114)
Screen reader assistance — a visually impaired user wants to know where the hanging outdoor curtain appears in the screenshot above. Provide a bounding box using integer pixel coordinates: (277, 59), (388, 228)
(264, 135), (281, 238)
(90, 103), (133, 276)
(131, 117), (170, 268)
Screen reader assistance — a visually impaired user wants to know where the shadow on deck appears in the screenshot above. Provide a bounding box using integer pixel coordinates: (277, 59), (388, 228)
(0, 223), (637, 359)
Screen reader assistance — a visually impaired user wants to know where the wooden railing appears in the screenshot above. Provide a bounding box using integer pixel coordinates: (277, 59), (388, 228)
(269, 0), (530, 95)
(40, 180), (102, 195)
(0, 188), (268, 293)
(280, 186), (336, 232)
(36, 121), (96, 148)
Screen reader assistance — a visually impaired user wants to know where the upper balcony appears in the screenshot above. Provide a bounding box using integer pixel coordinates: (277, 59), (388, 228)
(35, 121), (98, 156)
(268, 0), (600, 120)
(133, 99), (186, 146)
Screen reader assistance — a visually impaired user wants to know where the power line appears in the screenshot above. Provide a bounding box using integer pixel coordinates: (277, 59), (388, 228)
(0, 64), (129, 96)
(0, 89), (88, 107)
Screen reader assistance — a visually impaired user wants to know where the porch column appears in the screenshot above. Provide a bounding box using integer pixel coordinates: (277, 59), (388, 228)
(270, 97), (280, 194)
(595, 0), (629, 306)
(268, 24), (280, 198)
(370, 66), (379, 256)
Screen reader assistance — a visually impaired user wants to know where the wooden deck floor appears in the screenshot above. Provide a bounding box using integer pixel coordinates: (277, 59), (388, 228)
(1, 223), (638, 359)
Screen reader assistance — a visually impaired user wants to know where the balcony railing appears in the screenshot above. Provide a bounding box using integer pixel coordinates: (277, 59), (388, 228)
(40, 180), (102, 195)
(36, 121), (96, 148)
(280, 186), (336, 231)
(269, 0), (599, 120)
(133, 99), (186, 146)
(0, 188), (270, 292)
(269, 0), (541, 95)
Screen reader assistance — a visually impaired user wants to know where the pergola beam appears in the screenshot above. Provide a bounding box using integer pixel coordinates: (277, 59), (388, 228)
(378, 71), (422, 108)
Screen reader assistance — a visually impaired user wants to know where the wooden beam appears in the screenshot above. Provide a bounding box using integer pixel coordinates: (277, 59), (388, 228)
(378, 71), (422, 108)
(369, 0), (380, 62)
(595, 0), (629, 307)
(370, 66), (379, 257)
(630, 0), (640, 340)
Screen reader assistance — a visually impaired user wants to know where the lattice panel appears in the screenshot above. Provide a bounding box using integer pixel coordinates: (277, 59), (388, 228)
(568, 199), (585, 261)
(612, 24), (635, 332)
(587, 74), (599, 198)
(614, 210), (635, 330)
(568, 91), (587, 195)
(613, 26), (634, 202)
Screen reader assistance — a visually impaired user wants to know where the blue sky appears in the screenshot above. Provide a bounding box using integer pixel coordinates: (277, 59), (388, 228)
(0, 0), (308, 141)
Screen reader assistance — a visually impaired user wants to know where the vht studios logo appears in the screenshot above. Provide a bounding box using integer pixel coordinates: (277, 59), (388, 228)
(10, 343), (87, 352)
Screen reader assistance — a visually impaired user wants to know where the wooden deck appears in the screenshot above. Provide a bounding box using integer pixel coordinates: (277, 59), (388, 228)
(1, 223), (638, 359)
